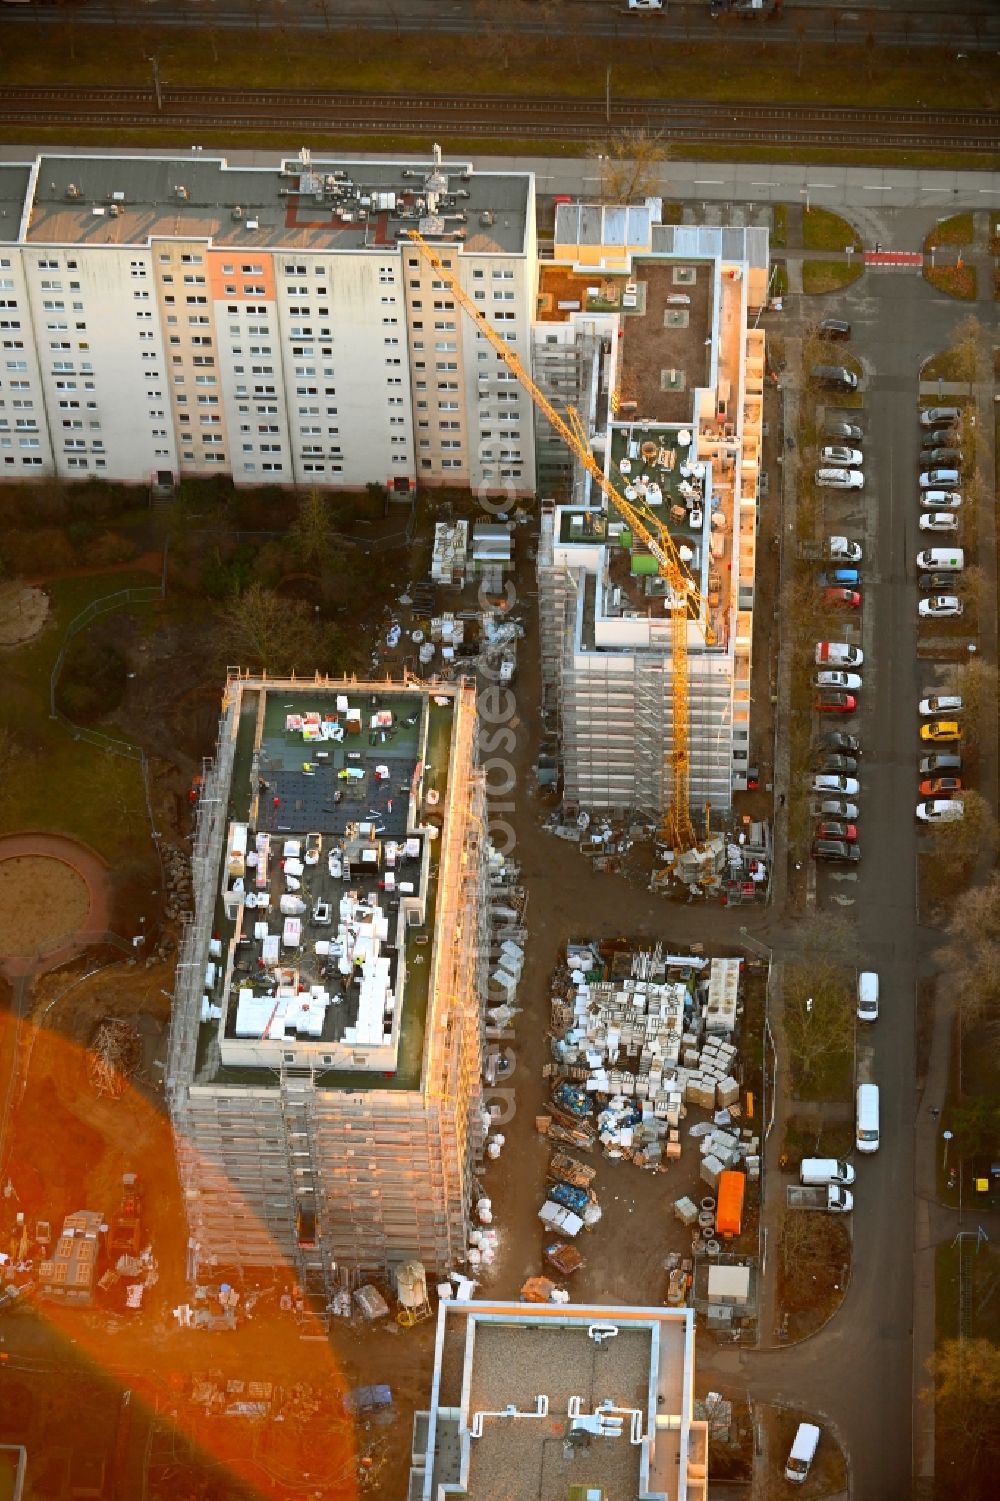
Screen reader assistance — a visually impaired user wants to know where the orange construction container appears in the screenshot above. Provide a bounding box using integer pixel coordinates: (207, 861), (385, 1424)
(715, 1170), (746, 1239)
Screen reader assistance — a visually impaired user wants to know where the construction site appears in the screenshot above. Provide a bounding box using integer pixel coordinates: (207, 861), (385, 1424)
(532, 220), (769, 879)
(167, 670), (499, 1298)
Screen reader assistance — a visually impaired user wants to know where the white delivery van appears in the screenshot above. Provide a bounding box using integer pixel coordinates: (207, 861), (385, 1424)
(915, 547), (964, 571)
(785, 1422), (821, 1483)
(800, 1157), (856, 1187)
(856, 1083), (880, 1153)
(857, 970), (879, 1023)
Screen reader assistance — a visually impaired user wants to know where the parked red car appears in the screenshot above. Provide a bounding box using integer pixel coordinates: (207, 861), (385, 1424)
(816, 820), (858, 842)
(823, 587), (862, 610)
(815, 691), (857, 714)
(918, 776), (962, 798)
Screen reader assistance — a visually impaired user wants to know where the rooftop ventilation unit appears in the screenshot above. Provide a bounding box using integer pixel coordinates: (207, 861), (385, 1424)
(65, 183), (81, 200)
(174, 185), (190, 201)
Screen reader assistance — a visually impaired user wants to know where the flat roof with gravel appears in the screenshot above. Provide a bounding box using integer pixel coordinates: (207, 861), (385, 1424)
(411, 1301), (701, 1501)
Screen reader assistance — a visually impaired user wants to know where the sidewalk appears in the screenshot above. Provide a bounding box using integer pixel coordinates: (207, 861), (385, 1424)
(911, 205), (999, 1498)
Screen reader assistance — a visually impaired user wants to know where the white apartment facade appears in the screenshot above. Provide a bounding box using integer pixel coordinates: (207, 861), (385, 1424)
(0, 149), (536, 492)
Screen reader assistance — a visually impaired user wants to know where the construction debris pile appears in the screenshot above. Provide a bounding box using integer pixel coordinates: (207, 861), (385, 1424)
(542, 809), (636, 876)
(87, 1017), (141, 1098)
(543, 945), (744, 1167)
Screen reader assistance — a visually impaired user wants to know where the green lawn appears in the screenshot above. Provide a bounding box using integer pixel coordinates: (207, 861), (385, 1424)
(772, 204), (788, 249)
(793, 1046), (854, 1105)
(802, 261), (864, 296)
(0, 572), (160, 864)
(923, 264), (978, 301)
(2, 22), (998, 110)
(925, 213), (975, 249)
(921, 348), (976, 382)
(781, 1116), (854, 1164)
(803, 207), (859, 252)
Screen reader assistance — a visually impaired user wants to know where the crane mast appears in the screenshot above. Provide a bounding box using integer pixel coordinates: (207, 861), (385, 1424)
(406, 229), (707, 852)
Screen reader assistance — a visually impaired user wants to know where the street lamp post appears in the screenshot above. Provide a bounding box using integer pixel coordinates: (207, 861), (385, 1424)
(943, 1129), (954, 1173)
(606, 66), (612, 125)
(146, 55), (163, 114)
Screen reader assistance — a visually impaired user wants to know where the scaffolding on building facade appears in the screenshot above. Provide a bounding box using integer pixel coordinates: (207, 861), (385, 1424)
(167, 672), (491, 1290)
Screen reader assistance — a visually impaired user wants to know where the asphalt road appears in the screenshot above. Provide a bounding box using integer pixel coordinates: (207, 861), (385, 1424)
(699, 256), (969, 1500)
(2, 0), (998, 50)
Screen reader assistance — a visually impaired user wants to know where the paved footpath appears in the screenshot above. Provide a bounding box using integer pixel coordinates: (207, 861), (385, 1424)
(0, 147), (997, 212)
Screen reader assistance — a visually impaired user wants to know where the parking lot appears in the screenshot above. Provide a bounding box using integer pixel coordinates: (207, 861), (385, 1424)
(785, 256), (988, 1496)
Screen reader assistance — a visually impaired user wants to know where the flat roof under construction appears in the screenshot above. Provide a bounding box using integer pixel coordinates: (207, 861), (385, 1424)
(192, 677), (461, 1091)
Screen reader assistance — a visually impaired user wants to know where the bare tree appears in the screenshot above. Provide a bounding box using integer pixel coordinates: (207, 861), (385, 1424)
(949, 1095), (1000, 1159)
(927, 788), (998, 883)
(782, 961), (854, 1088)
(944, 657), (997, 751)
(593, 131), (671, 204)
(938, 873), (1000, 1028)
(923, 1339), (1000, 1469)
(216, 584), (338, 677)
(957, 563), (989, 623)
(950, 314), (987, 388)
(290, 487), (336, 574)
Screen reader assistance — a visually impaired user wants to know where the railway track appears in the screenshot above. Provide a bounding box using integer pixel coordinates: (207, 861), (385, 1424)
(0, 86), (996, 151)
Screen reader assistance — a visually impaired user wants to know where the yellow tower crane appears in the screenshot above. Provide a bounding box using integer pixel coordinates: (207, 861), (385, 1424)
(406, 229), (711, 853)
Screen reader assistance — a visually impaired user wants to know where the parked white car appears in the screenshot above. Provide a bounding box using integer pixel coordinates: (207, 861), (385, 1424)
(820, 446), (863, 467)
(920, 405), (962, 428)
(811, 774), (861, 796)
(816, 468), (864, 490)
(919, 695), (962, 717)
(920, 490), (962, 509)
(857, 971), (879, 1023)
(919, 596), (963, 618)
(916, 799), (964, 823)
(814, 671), (863, 691)
(918, 512), (958, 533)
(920, 469), (961, 489)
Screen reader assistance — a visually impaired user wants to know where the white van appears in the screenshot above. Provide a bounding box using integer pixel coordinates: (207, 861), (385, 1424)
(916, 547), (964, 571)
(785, 1422), (821, 1483)
(800, 1157), (856, 1187)
(856, 1083), (880, 1153)
(857, 970), (879, 1023)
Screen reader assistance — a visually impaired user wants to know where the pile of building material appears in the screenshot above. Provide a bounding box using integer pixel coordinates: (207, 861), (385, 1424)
(162, 843), (193, 923)
(696, 1124), (760, 1191)
(545, 944), (746, 1171)
(431, 520), (469, 586)
(430, 614), (465, 649)
(484, 850), (527, 1052)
